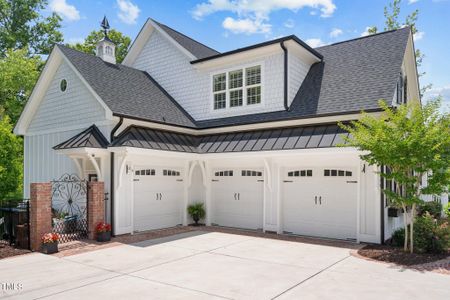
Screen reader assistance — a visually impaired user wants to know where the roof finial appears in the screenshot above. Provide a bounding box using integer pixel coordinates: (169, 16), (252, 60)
(101, 16), (110, 38)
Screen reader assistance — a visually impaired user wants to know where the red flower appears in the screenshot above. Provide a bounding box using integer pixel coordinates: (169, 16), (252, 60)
(95, 222), (111, 233)
(42, 233), (59, 244)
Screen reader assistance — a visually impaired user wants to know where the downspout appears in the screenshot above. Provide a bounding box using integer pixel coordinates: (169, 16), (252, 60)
(280, 41), (289, 111)
(110, 117), (123, 236)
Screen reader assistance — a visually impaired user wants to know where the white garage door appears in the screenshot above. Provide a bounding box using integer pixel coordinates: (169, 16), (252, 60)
(211, 169), (264, 230)
(282, 167), (357, 240)
(133, 166), (184, 232)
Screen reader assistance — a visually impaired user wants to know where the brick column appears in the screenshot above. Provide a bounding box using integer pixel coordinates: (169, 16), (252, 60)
(30, 183), (52, 251)
(87, 181), (105, 239)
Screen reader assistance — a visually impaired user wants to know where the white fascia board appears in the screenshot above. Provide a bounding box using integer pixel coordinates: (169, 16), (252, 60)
(106, 146), (359, 160)
(116, 111), (382, 137)
(192, 44), (282, 71)
(55, 147), (109, 156)
(284, 40), (322, 65)
(122, 18), (196, 67)
(14, 47), (62, 135)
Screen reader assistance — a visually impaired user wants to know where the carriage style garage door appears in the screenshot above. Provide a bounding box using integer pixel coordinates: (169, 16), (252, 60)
(211, 168), (264, 230)
(133, 166), (184, 232)
(282, 167), (357, 240)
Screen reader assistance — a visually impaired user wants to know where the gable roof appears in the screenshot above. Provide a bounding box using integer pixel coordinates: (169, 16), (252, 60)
(57, 45), (196, 128)
(111, 123), (349, 153)
(56, 27), (410, 130)
(152, 19), (219, 59)
(53, 125), (109, 150)
(195, 27), (411, 128)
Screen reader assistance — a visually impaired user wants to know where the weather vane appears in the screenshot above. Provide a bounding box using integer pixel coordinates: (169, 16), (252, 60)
(100, 16), (110, 38)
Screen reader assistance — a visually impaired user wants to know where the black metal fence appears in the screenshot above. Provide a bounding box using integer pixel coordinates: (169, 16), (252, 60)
(0, 199), (30, 250)
(51, 174), (88, 243)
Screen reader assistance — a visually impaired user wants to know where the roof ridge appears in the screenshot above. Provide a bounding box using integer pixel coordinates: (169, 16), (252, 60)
(316, 27), (411, 49)
(151, 18), (220, 54)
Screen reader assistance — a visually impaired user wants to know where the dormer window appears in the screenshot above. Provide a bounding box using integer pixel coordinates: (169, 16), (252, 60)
(212, 65), (262, 110)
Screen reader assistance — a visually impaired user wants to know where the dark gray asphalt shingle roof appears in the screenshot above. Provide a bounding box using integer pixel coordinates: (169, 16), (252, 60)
(196, 27), (411, 128)
(53, 125), (109, 149)
(111, 124), (349, 152)
(58, 26), (410, 130)
(152, 19), (219, 59)
(57, 45), (196, 128)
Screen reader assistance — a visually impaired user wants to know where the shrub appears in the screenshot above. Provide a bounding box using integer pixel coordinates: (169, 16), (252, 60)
(390, 213), (450, 254)
(187, 202), (206, 225)
(417, 201), (442, 219)
(444, 203), (450, 219)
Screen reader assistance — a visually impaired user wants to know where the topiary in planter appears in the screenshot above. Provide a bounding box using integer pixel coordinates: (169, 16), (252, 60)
(187, 203), (205, 226)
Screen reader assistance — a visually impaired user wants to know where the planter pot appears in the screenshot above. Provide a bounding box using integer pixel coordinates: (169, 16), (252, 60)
(192, 214), (200, 225)
(96, 231), (111, 242)
(388, 207), (399, 218)
(42, 242), (58, 254)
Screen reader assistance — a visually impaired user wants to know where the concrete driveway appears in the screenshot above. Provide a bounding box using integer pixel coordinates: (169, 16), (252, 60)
(1, 231), (449, 299)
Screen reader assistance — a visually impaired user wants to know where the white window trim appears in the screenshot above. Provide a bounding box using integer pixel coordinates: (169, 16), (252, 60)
(209, 62), (265, 113)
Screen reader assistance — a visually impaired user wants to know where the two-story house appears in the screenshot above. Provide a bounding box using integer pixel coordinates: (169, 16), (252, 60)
(14, 18), (420, 244)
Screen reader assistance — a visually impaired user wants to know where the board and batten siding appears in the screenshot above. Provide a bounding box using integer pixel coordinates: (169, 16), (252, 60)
(132, 30), (290, 120)
(23, 60), (113, 198)
(27, 62), (106, 134)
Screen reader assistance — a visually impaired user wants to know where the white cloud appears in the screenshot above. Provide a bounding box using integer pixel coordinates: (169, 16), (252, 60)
(284, 19), (295, 28)
(305, 38), (325, 48)
(116, 0), (140, 25)
(192, 0), (336, 34)
(408, 0), (419, 4)
(50, 0), (80, 21)
(329, 28), (343, 38)
(361, 26), (373, 37)
(66, 37), (84, 44)
(413, 31), (425, 41)
(222, 17), (271, 34)
(424, 85), (450, 101)
(192, 0), (336, 19)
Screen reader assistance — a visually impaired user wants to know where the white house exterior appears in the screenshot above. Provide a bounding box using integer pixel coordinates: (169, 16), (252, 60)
(14, 18), (421, 244)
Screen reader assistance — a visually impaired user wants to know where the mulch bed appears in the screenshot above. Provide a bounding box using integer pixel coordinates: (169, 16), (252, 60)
(357, 244), (449, 266)
(0, 243), (31, 260)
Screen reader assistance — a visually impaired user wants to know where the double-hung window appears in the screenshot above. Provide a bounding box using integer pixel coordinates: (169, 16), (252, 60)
(213, 73), (226, 109)
(212, 65), (261, 110)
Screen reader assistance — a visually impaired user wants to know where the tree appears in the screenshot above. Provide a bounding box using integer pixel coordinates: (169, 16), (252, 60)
(0, 115), (23, 199)
(339, 100), (450, 253)
(367, 0), (430, 95)
(0, 48), (41, 123)
(0, 0), (63, 56)
(67, 29), (131, 63)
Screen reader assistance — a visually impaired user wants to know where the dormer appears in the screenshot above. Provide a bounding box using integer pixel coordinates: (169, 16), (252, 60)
(96, 16), (116, 64)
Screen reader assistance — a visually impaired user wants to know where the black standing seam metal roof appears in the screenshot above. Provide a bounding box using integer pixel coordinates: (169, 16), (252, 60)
(53, 125), (109, 150)
(110, 124), (349, 153)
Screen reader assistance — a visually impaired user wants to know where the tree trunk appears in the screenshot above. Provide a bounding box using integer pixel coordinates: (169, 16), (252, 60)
(410, 203), (416, 254)
(402, 203), (408, 251)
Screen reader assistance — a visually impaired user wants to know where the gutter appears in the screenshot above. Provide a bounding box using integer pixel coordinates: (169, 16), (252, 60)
(280, 41), (289, 111)
(109, 117), (124, 236)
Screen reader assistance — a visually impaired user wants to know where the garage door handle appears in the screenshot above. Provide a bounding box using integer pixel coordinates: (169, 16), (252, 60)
(238, 193), (240, 200)
(283, 180), (293, 183)
(347, 180), (358, 183)
(315, 196), (317, 205)
(156, 193), (159, 200)
(319, 196), (322, 205)
(160, 193), (163, 200)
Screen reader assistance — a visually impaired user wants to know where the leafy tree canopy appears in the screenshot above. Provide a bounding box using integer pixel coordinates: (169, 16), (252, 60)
(339, 99), (450, 252)
(67, 29), (131, 63)
(0, 0), (63, 56)
(0, 48), (41, 123)
(0, 115), (23, 199)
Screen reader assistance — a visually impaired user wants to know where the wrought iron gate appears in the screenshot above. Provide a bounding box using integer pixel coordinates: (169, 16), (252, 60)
(51, 174), (88, 243)
(0, 199), (30, 249)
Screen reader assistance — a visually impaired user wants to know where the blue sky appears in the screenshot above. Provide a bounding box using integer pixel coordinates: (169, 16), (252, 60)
(48, 0), (450, 105)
